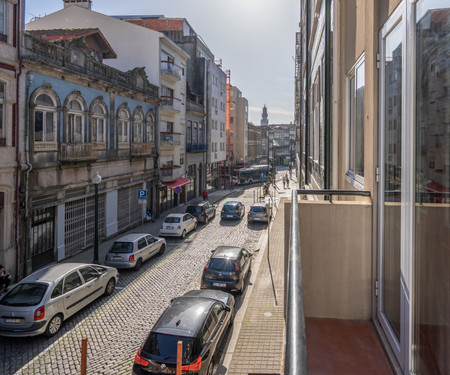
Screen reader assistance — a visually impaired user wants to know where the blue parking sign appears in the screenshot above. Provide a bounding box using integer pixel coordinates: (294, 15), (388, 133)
(260, 173), (265, 179)
(138, 190), (147, 200)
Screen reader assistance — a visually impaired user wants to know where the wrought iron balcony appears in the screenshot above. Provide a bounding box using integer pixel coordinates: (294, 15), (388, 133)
(161, 61), (182, 82)
(160, 132), (181, 147)
(60, 143), (96, 162)
(161, 96), (182, 113)
(186, 143), (207, 152)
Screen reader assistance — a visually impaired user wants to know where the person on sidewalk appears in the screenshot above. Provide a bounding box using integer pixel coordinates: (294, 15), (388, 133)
(202, 190), (208, 201)
(285, 173), (290, 188)
(0, 264), (11, 291)
(282, 175), (286, 189)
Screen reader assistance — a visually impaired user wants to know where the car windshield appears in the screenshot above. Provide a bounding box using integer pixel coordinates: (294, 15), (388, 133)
(164, 217), (181, 223)
(223, 205), (237, 212)
(142, 333), (201, 363)
(251, 206), (266, 213)
(186, 206), (202, 214)
(0, 283), (48, 306)
(209, 258), (237, 272)
(109, 241), (134, 253)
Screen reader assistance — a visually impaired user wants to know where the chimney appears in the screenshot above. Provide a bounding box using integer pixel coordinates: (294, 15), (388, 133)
(63, 0), (92, 10)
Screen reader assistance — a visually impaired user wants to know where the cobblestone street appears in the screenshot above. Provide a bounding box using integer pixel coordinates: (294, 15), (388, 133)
(0, 187), (267, 375)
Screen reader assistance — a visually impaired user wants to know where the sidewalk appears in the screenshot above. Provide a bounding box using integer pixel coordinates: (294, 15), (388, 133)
(63, 188), (239, 265)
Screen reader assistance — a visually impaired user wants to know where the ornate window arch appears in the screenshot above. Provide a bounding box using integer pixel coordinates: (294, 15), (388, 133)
(64, 92), (87, 143)
(117, 104), (131, 148)
(30, 85), (61, 151)
(90, 97), (108, 146)
(145, 110), (156, 143)
(133, 107), (144, 143)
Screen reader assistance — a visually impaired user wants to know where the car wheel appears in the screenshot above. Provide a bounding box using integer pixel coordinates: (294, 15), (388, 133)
(134, 258), (143, 271)
(104, 278), (116, 296)
(206, 360), (215, 375)
(45, 314), (63, 338)
(181, 230), (186, 239)
(158, 244), (165, 256)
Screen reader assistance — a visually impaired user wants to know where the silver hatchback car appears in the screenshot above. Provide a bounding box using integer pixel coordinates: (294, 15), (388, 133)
(0, 263), (118, 338)
(105, 233), (166, 271)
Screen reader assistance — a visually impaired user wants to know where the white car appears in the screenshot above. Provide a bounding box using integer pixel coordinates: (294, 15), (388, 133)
(159, 213), (197, 238)
(0, 263), (118, 338)
(104, 233), (166, 271)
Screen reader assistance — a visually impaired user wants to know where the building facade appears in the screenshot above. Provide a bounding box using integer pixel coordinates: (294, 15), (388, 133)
(229, 85), (248, 167)
(296, 1), (449, 374)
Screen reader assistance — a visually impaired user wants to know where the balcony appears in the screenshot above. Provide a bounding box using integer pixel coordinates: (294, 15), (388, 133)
(60, 143), (96, 162)
(160, 132), (181, 147)
(159, 165), (182, 182)
(131, 143), (156, 157)
(161, 96), (182, 113)
(186, 99), (205, 117)
(161, 61), (182, 82)
(186, 143), (207, 153)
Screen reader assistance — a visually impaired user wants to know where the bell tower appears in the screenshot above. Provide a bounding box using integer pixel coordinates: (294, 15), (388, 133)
(261, 105), (269, 126)
(63, 0), (92, 10)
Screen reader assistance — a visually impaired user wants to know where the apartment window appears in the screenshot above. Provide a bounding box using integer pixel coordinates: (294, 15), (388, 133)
(91, 102), (107, 144)
(34, 93), (57, 147)
(346, 56), (365, 186)
(0, 0), (5, 41)
(0, 82), (4, 143)
(180, 157), (184, 165)
(66, 99), (85, 143)
(117, 107), (130, 145)
(133, 111), (144, 143)
(199, 122), (204, 144)
(187, 120), (192, 143)
(193, 121), (198, 144)
(146, 111), (155, 143)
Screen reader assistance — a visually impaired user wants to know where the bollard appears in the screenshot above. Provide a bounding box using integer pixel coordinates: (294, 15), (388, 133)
(80, 337), (87, 375)
(176, 340), (182, 375)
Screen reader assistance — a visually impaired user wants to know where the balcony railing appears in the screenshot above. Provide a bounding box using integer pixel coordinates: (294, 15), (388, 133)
(186, 100), (205, 116)
(161, 96), (182, 113)
(159, 165), (182, 182)
(186, 143), (207, 152)
(131, 143), (156, 156)
(160, 132), (181, 146)
(161, 61), (182, 81)
(60, 143), (96, 162)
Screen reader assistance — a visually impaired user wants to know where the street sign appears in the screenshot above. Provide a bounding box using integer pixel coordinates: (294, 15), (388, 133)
(174, 186), (182, 195)
(137, 190), (147, 200)
(260, 173), (265, 179)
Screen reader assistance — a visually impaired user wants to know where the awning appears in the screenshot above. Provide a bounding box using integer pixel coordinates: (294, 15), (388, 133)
(162, 177), (190, 190)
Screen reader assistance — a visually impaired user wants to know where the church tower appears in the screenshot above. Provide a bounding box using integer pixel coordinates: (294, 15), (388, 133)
(63, 0), (92, 10)
(261, 105), (269, 125)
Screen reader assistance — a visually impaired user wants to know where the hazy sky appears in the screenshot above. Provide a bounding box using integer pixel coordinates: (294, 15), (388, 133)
(25, 0), (299, 125)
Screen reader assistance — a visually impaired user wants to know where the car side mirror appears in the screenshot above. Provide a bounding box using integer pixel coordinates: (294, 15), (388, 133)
(222, 305), (231, 312)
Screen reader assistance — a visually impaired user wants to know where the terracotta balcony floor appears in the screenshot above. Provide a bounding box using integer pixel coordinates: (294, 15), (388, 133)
(306, 318), (394, 375)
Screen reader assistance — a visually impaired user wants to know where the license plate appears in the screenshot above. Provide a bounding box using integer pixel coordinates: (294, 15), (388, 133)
(4, 318), (21, 324)
(113, 256), (122, 260)
(213, 283), (226, 287)
(227, 215), (233, 218)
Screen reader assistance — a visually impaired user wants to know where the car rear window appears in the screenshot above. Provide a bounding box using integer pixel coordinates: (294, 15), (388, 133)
(0, 283), (48, 306)
(208, 258), (238, 272)
(223, 205), (237, 212)
(251, 206), (266, 213)
(164, 217), (181, 223)
(186, 206), (202, 214)
(109, 241), (134, 253)
(142, 333), (201, 363)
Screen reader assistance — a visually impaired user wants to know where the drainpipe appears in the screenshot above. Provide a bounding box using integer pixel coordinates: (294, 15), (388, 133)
(324, 0), (332, 190)
(14, 0), (23, 280)
(304, 0), (310, 187)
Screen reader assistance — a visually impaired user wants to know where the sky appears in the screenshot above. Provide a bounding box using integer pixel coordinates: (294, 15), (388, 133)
(25, 0), (300, 125)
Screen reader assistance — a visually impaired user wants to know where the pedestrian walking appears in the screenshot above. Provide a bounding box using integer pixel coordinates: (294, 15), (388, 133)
(202, 190), (208, 201)
(0, 264), (11, 291)
(282, 175), (286, 189)
(285, 173), (290, 188)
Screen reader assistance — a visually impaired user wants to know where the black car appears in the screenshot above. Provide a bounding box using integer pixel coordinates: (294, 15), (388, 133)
(220, 201), (245, 220)
(186, 202), (216, 224)
(201, 246), (252, 294)
(133, 289), (235, 375)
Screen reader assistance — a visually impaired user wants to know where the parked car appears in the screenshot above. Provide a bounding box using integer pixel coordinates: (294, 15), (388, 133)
(132, 289), (235, 375)
(201, 246), (253, 294)
(247, 203), (272, 223)
(105, 233), (166, 271)
(159, 213), (197, 238)
(0, 263), (118, 338)
(186, 202), (216, 223)
(220, 201), (245, 220)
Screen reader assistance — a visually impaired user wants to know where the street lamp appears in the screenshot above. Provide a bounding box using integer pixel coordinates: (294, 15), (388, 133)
(92, 171), (102, 264)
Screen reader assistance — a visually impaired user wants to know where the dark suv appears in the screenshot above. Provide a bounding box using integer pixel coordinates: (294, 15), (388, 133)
(201, 246), (253, 294)
(132, 289), (235, 375)
(186, 202), (216, 224)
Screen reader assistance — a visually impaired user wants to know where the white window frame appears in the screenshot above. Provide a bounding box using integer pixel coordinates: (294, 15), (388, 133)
(33, 92), (58, 151)
(345, 54), (366, 189)
(133, 111), (144, 143)
(66, 99), (85, 143)
(117, 107), (130, 148)
(91, 102), (107, 147)
(0, 0), (6, 37)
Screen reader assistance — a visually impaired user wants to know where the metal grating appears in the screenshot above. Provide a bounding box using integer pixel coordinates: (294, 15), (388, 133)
(117, 185), (142, 230)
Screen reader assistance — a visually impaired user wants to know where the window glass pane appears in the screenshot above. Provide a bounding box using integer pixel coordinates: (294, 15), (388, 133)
(46, 112), (55, 141)
(35, 111), (44, 141)
(355, 62), (365, 177)
(36, 94), (54, 107)
(382, 20), (402, 343)
(349, 76), (355, 172)
(0, 0), (4, 35)
(414, 2), (450, 374)
(92, 103), (105, 115)
(92, 117), (98, 142)
(0, 102), (3, 137)
(74, 116), (82, 142)
(98, 118), (104, 141)
(0, 82), (4, 99)
(69, 100), (82, 111)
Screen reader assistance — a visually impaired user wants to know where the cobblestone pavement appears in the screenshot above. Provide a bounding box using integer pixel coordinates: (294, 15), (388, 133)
(0, 187), (267, 375)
